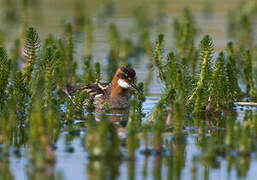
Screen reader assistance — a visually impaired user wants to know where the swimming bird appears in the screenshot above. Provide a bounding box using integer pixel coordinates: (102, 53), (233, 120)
(64, 66), (140, 111)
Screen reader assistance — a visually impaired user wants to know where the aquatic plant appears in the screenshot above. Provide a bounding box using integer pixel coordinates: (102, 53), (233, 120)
(65, 23), (74, 84)
(120, 39), (132, 66)
(207, 52), (228, 112)
(83, 60), (94, 85)
(44, 46), (56, 107)
(225, 112), (237, 149)
(1, 4), (257, 178)
(153, 34), (165, 83)
(226, 42), (242, 102)
(96, 0), (116, 23)
(0, 30), (4, 48)
(153, 104), (164, 155)
(66, 23), (73, 64)
(28, 94), (55, 168)
(2, 0), (18, 22)
(54, 50), (64, 89)
(148, 90), (173, 125)
(127, 98), (139, 159)
(142, 32), (153, 93)
(0, 91), (16, 155)
(0, 47), (9, 109)
(135, 82), (144, 122)
(13, 72), (29, 121)
(253, 112), (257, 138)
(239, 111), (254, 155)
(227, 0), (257, 48)
(244, 50), (257, 101)
(149, 36), (179, 124)
(46, 102), (61, 144)
(165, 136), (186, 180)
(173, 8), (198, 59)
(54, 40), (66, 89)
(84, 18), (93, 60)
(73, 0), (85, 32)
(202, 0), (213, 18)
(9, 39), (21, 72)
(150, 32), (245, 128)
(85, 103), (121, 159)
(71, 61), (77, 85)
(23, 27), (40, 83)
(173, 95), (184, 139)
(132, 5), (151, 35)
(66, 99), (74, 124)
(108, 24), (120, 81)
(189, 35), (213, 116)
(155, 0), (166, 26)
(94, 62), (101, 83)
(165, 52), (176, 90)
(0, 156), (14, 179)
(74, 91), (87, 119)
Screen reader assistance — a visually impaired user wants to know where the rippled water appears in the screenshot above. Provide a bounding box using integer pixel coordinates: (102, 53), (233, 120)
(1, 0), (257, 180)
(7, 99), (257, 180)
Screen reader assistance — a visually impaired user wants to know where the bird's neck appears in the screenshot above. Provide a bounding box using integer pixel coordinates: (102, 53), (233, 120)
(110, 76), (128, 98)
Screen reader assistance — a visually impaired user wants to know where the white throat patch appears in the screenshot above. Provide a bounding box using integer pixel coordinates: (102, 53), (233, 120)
(118, 79), (130, 88)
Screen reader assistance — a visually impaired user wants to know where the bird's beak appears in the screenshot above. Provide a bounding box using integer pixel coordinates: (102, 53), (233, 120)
(130, 82), (140, 93)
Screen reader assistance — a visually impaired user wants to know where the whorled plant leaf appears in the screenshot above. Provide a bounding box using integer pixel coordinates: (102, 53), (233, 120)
(23, 27), (41, 82)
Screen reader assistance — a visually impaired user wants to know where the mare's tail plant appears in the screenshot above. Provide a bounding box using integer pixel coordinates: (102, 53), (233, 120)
(83, 61), (100, 85)
(85, 18), (93, 60)
(153, 34), (165, 84)
(28, 94), (55, 167)
(173, 8), (198, 59)
(74, 91), (87, 119)
(188, 35), (213, 117)
(14, 72), (29, 121)
(23, 27), (40, 83)
(0, 47), (9, 109)
(44, 46), (56, 107)
(66, 23), (73, 64)
(226, 42), (242, 102)
(148, 37), (177, 124)
(207, 52), (228, 112)
(244, 50), (257, 101)
(0, 86), (15, 155)
(153, 102), (165, 154)
(227, 1), (257, 49)
(120, 39), (132, 66)
(85, 103), (120, 159)
(71, 61), (77, 85)
(135, 82), (144, 123)
(108, 24), (120, 81)
(173, 100), (184, 139)
(10, 39), (20, 72)
(65, 23), (74, 84)
(94, 62), (101, 83)
(169, 70), (185, 131)
(54, 40), (66, 89)
(143, 32), (153, 93)
(165, 52), (176, 90)
(83, 60), (94, 85)
(127, 98), (139, 159)
(0, 29), (4, 46)
(148, 89), (173, 125)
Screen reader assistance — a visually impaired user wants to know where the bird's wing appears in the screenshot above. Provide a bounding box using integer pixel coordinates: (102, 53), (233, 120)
(64, 83), (109, 99)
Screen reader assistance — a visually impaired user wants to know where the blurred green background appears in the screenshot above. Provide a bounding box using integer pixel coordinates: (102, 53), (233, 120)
(0, 0), (246, 50)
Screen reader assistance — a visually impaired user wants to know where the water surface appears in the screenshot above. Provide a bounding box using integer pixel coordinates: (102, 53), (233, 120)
(1, 0), (257, 180)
